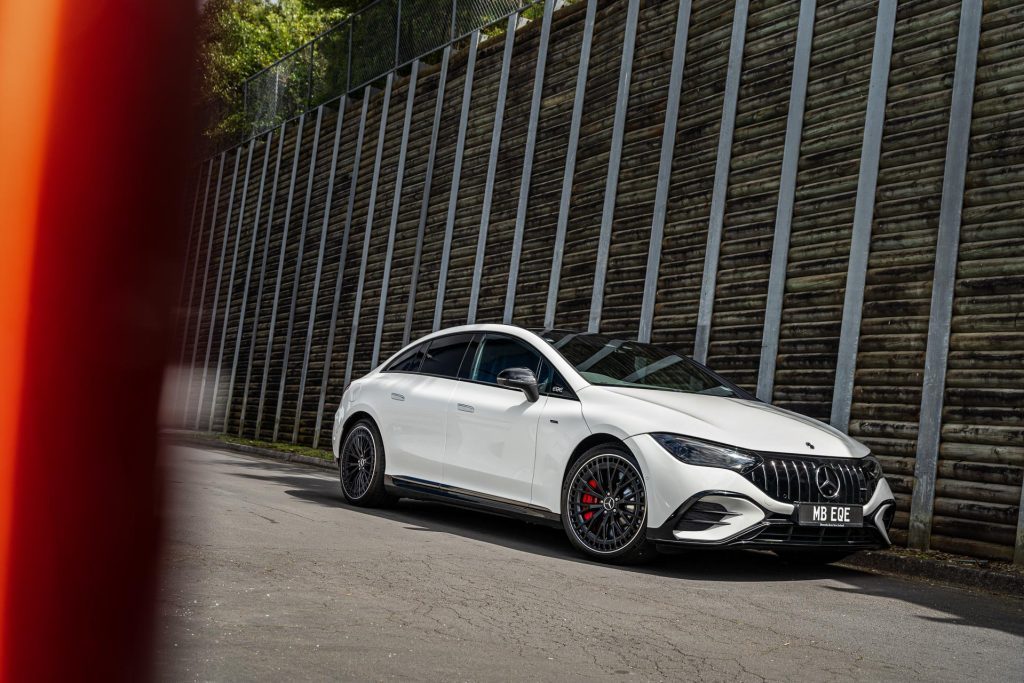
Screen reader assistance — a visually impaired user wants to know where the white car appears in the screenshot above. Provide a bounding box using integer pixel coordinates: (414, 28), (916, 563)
(333, 324), (895, 564)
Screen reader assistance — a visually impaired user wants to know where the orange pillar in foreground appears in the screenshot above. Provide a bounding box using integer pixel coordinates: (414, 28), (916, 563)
(0, 0), (195, 679)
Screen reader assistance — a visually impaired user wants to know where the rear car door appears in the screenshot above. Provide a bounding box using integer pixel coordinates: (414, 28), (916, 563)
(442, 333), (547, 503)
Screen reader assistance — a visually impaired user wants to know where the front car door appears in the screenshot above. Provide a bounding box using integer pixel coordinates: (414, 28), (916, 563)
(442, 333), (547, 503)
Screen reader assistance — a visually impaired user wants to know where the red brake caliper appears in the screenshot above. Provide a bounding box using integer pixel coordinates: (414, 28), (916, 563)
(581, 478), (599, 521)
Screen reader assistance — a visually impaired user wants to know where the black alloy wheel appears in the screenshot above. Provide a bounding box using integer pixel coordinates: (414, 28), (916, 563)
(562, 446), (653, 563)
(339, 418), (390, 506)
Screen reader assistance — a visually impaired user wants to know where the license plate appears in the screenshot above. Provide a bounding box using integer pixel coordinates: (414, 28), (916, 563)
(797, 504), (863, 527)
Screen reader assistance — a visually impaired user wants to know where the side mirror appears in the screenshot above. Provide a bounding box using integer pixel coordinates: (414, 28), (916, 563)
(496, 367), (540, 403)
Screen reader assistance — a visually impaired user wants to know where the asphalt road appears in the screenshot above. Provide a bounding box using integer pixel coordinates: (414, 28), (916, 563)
(156, 445), (1024, 682)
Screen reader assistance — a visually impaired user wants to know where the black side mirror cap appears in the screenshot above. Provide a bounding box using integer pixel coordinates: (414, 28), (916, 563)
(496, 367), (540, 403)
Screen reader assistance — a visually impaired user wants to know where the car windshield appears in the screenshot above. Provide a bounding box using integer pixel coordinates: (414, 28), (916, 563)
(537, 330), (750, 398)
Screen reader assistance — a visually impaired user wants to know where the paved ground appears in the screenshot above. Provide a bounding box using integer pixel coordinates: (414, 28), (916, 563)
(156, 445), (1024, 682)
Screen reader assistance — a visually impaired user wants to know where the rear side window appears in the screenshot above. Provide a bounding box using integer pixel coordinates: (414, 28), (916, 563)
(384, 343), (425, 372)
(420, 334), (474, 378)
(469, 335), (542, 385)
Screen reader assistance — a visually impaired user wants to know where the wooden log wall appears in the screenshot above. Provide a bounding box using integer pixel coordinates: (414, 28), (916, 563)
(178, 0), (1024, 563)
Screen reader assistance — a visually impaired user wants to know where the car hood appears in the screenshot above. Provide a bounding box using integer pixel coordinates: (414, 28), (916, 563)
(585, 386), (869, 458)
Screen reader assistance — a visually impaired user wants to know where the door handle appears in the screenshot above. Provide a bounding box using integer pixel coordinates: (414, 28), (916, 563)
(457, 403), (475, 413)
(390, 392), (405, 401)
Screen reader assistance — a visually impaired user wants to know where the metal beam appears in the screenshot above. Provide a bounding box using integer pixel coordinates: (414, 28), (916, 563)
(186, 153), (225, 421)
(345, 77), (395, 387)
(210, 137), (257, 431)
(830, 0), (898, 430)
(404, 47), (451, 346)
(177, 167), (205, 339)
(256, 113), (306, 438)
(196, 147), (242, 428)
(313, 92), (373, 448)
(273, 105), (324, 441)
(693, 0), (749, 363)
(224, 131), (274, 432)
(544, 0), (598, 331)
(755, 0), (816, 402)
(239, 123), (287, 435)
(373, 64), (419, 367)
(468, 15), (518, 325)
(588, 0), (641, 333)
(504, 0), (556, 324)
(176, 158), (214, 413)
(637, 0), (693, 343)
(908, 0), (982, 550)
(294, 97), (348, 443)
(433, 30), (480, 332)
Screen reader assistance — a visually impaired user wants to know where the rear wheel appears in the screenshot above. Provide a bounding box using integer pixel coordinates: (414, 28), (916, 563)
(561, 445), (654, 564)
(339, 418), (392, 507)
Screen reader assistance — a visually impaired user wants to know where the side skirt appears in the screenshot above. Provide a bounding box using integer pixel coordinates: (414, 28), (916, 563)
(384, 475), (562, 528)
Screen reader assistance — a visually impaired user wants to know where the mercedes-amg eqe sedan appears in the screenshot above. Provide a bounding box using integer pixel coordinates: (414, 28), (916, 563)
(333, 325), (895, 563)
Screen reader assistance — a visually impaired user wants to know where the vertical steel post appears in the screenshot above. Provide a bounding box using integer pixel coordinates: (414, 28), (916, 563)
(504, 0), (555, 324)
(830, 0), (898, 430)
(239, 123), (287, 435)
(373, 63), (419, 367)
(294, 97), (348, 443)
(433, 30), (480, 332)
(313, 93), (373, 448)
(755, 0), (816, 402)
(394, 0), (402, 68)
(587, 0), (640, 333)
(468, 15), (518, 325)
(224, 131), (274, 431)
(637, 0), (693, 343)
(272, 106), (324, 442)
(544, 0), (597, 331)
(210, 138), (257, 431)
(196, 147), (242, 428)
(404, 48), (451, 345)
(909, 0), (982, 550)
(256, 113), (306, 438)
(177, 167), (205, 328)
(345, 77), (394, 387)
(693, 0), (749, 363)
(186, 153), (226, 421)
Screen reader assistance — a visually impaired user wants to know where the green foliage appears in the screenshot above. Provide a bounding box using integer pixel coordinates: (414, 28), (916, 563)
(198, 0), (349, 142)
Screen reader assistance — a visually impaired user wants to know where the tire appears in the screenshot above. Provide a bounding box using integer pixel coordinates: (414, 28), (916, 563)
(338, 418), (392, 507)
(774, 549), (854, 565)
(561, 445), (655, 564)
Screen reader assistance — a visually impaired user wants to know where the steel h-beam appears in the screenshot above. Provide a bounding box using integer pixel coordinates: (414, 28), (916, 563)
(504, 0), (556, 324)
(755, 0), (816, 402)
(693, 0), (749, 363)
(588, 0), (641, 333)
(909, 0), (982, 551)
(544, 0), (598, 331)
(433, 30), (480, 332)
(637, 0), (693, 343)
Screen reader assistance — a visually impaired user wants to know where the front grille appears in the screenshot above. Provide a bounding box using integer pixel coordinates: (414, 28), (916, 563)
(743, 454), (872, 504)
(745, 523), (882, 547)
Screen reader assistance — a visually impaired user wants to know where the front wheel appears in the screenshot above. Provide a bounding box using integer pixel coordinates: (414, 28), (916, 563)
(561, 445), (655, 564)
(339, 418), (392, 507)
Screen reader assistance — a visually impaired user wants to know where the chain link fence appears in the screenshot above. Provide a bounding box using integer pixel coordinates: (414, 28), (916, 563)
(243, 0), (538, 136)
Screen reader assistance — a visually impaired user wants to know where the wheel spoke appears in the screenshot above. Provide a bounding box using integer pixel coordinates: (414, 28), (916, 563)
(569, 454), (645, 554)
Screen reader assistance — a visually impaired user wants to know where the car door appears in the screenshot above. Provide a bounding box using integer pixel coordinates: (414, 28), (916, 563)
(442, 333), (547, 503)
(377, 335), (472, 484)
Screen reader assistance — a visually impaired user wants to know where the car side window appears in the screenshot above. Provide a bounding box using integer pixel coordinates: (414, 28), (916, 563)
(537, 360), (574, 399)
(384, 343), (425, 373)
(469, 335), (542, 385)
(420, 334), (474, 378)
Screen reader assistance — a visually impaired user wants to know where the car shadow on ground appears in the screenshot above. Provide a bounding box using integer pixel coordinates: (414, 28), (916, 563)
(212, 455), (1024, 640)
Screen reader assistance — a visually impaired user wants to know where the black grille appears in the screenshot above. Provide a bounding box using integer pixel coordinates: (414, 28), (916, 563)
(746, 523), (883, 547)
(743, 455), (872, 504)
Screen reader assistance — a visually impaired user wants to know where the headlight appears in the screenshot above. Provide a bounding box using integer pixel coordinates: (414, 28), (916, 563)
(861, 455), (883, 481)
(652, 433), (761, 473)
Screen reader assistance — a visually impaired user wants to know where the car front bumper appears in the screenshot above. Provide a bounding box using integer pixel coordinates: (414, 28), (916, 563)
(625, 433), (896, 551)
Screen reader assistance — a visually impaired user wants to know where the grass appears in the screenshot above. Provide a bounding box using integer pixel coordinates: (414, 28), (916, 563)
(198, 432), (333, 462)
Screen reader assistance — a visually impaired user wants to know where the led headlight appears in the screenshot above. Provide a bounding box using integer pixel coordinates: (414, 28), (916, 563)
(861, 455), (884, 482)
(652, 433), (761, 473)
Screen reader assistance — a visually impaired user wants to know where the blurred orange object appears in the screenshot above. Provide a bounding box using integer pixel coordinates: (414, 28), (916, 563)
(0, 0), (195, 679)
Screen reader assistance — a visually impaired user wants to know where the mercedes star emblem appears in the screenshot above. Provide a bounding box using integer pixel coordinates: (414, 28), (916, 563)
(815, 464), (841, 499)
